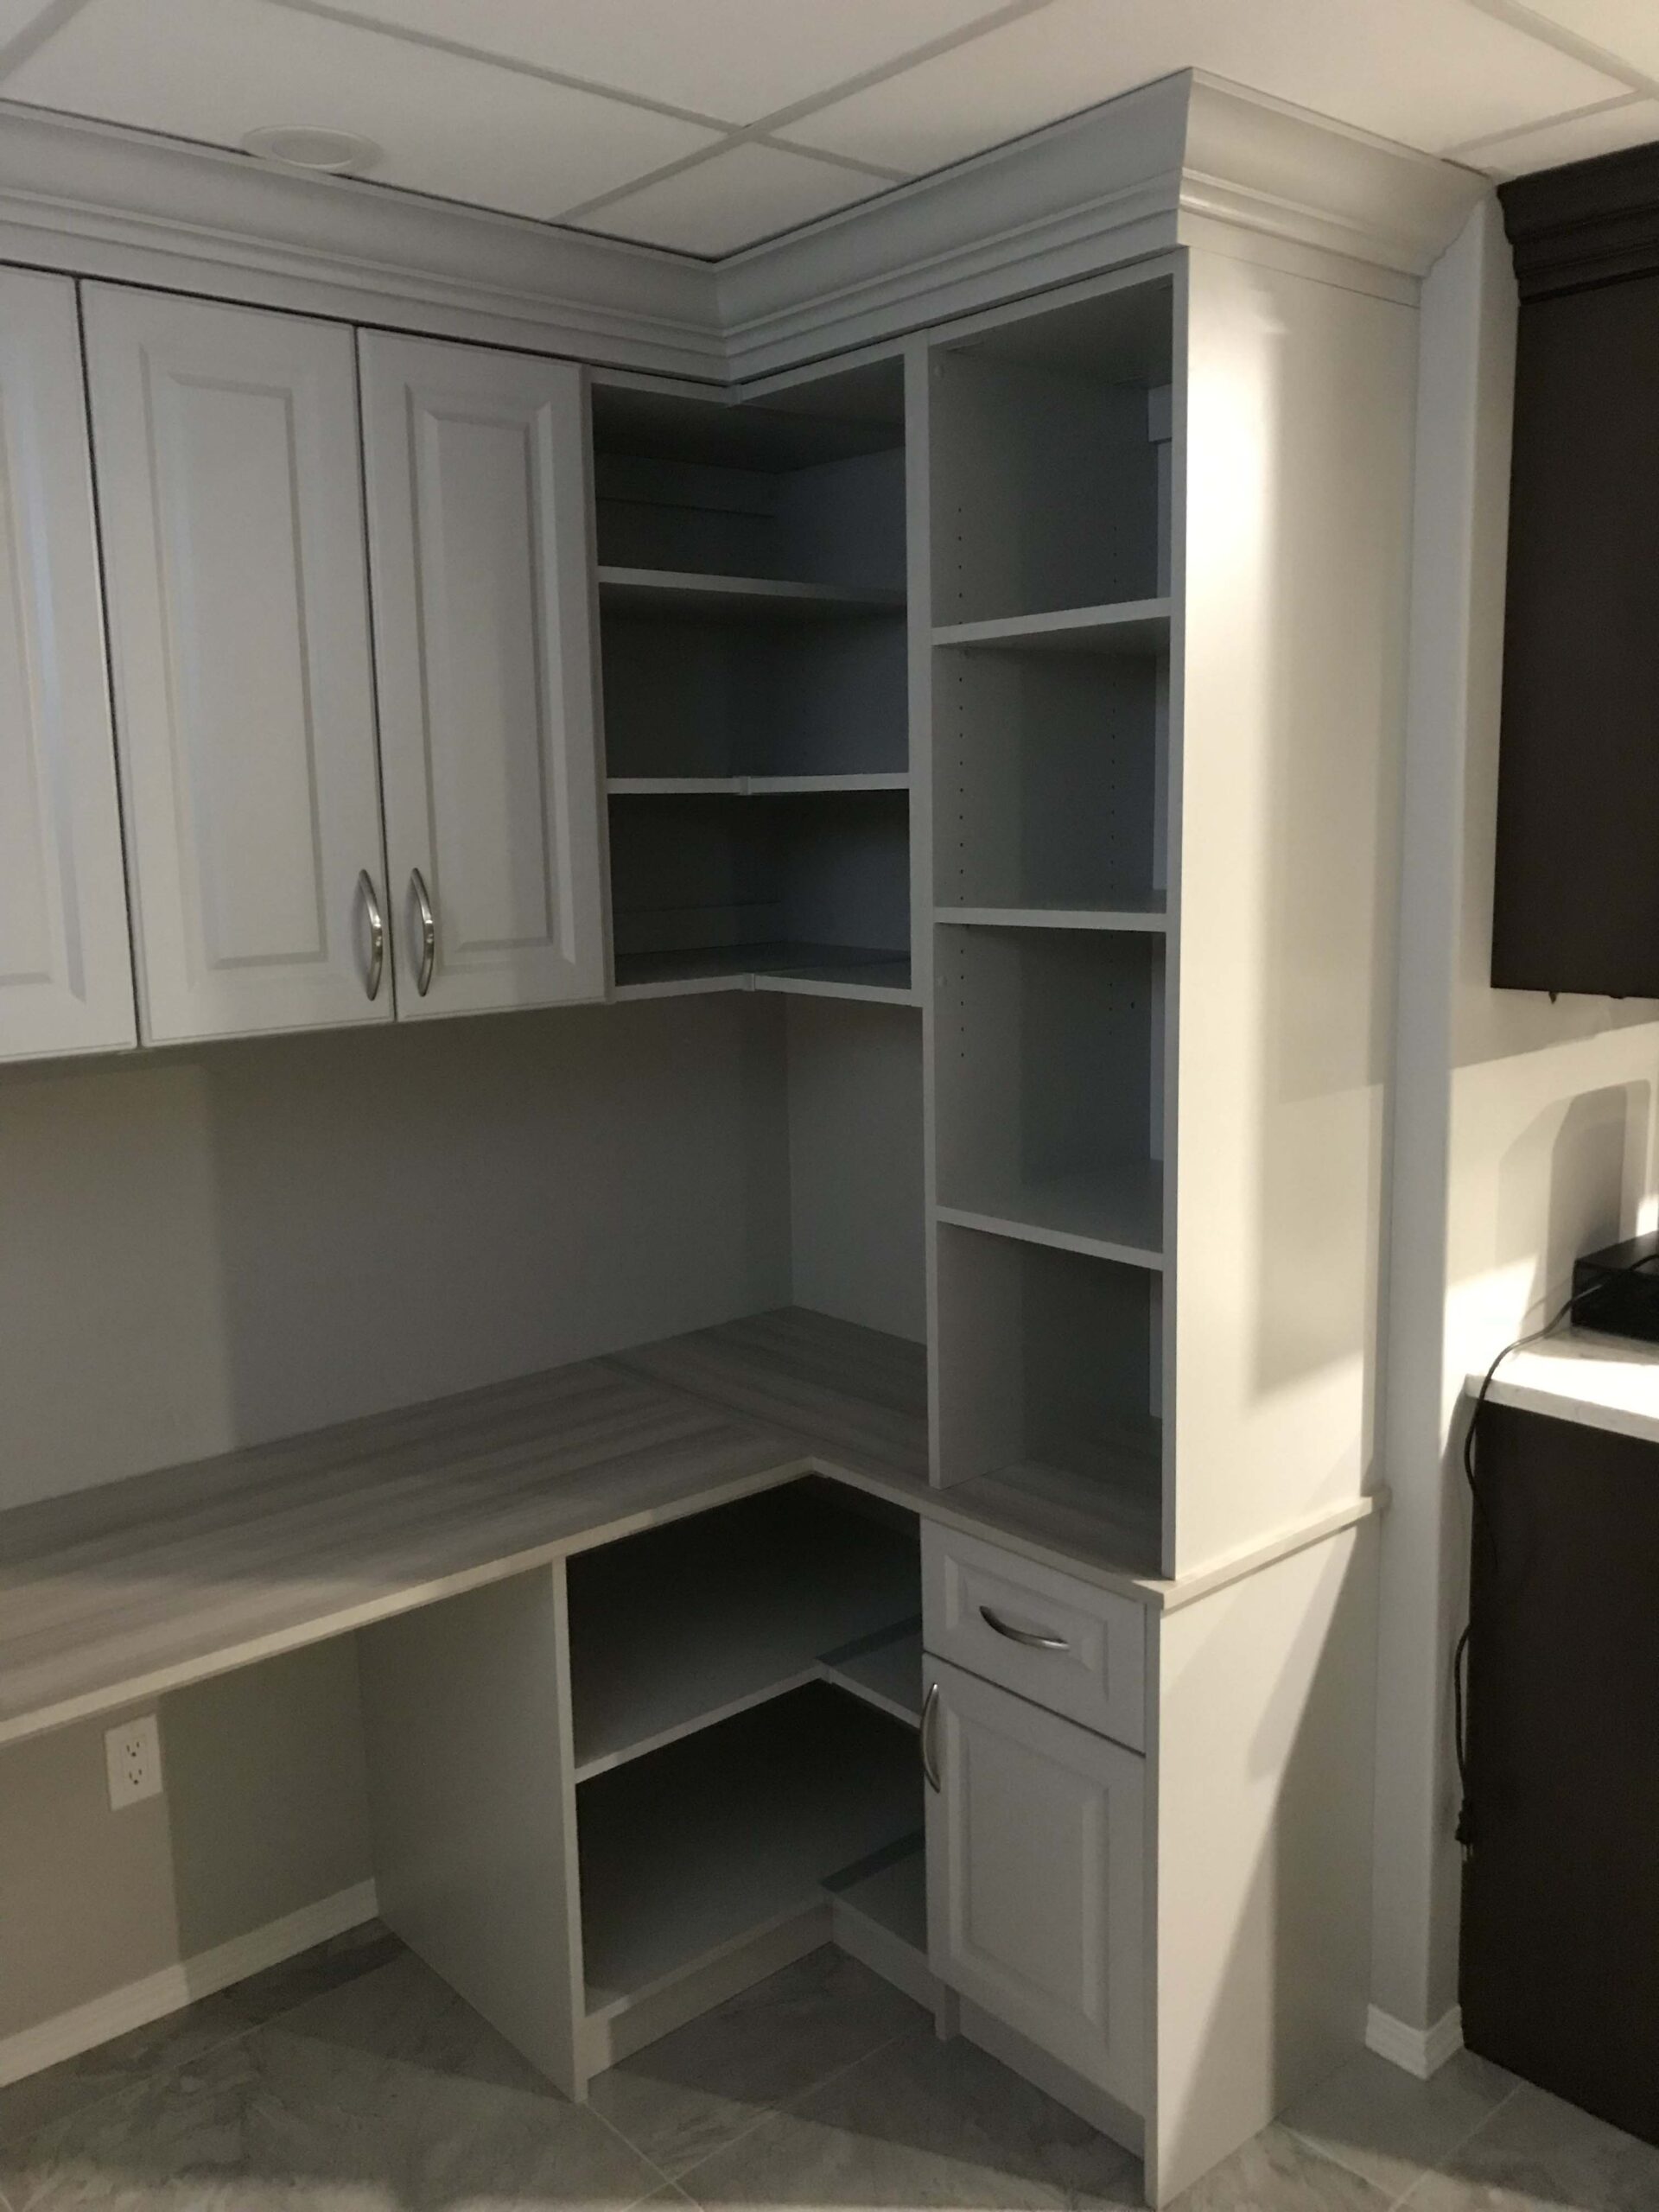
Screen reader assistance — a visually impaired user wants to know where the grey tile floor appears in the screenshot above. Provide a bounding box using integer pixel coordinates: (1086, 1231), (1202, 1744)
(1, 1924), (1655, 2212)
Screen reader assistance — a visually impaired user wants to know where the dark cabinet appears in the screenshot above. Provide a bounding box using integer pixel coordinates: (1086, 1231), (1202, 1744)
(1493, 146), (1659, 997)
(1460, 1402), (1659, 2142)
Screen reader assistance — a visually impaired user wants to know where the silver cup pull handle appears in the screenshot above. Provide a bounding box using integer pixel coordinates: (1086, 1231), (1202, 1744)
(919, 1679), (942, 1792)
(410, 868), (435, 996)
(357, 869), (385, 1001)
(979, 1605), (1070, 1652)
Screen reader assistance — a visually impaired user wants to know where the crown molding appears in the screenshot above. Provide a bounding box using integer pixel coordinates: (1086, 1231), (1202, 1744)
(0, 76), (1486, 386)
(720, 73), (1485, 376)
(0, 101), (724, 374)
(1499, 138), (1659, 300)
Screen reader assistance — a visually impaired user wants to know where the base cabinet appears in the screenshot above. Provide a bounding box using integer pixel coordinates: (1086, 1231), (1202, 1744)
(924, 1656), (1145, 2113)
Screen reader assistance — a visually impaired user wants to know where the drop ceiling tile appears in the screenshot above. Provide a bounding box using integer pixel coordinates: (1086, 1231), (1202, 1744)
(293, 0), (1010, 125)
(1470, 94), (1659, 174)
(576, 143), (889, 256)
(779, 0), (1628, 171)
(1498, 1), (1659, 86)
(3, 0), (721, 220)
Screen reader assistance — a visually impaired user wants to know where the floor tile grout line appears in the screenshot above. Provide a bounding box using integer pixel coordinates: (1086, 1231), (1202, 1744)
(666, 2016), (934, 2198)
(1385, 2075), (1529, 2212)
(0, 1940), (397, 2169)
(1276, 2122), (1399, 2204)
(587, 2096), (690, 2206)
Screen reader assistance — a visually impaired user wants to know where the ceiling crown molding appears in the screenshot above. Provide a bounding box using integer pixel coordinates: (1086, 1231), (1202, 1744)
(0, 74), (1486, 385)
(0, 100), (725, 374)
(721, 73), (1488, 376)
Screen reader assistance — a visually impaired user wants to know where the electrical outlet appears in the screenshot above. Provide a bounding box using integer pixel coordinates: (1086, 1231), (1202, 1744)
(105, 1713), (162, 1808)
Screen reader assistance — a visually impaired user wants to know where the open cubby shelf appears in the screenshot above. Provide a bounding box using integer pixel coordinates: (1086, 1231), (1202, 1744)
(935, 1224), (1165, 1574)
(567, 1484), (921, 1779)
(932, 643), (1165, 914)
(577, 1683), (922, 2021)
(935, 924), (1164, 1259)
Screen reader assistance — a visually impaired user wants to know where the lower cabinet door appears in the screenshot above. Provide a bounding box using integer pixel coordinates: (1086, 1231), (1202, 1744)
(925, 1657), (1144, 2109)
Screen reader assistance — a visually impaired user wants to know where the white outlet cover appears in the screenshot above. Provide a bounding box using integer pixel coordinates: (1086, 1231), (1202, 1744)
(105, 1713), (162, 1808)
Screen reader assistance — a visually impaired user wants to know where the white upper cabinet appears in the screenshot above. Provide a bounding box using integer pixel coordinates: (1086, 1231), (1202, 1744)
(0, 271), (135, 1062)
(359, 333), (605, 1018)
(83, 288), (391, 1044)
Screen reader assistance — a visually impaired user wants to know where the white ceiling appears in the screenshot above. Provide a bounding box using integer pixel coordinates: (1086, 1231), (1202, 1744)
(1, 0), (1657, 257)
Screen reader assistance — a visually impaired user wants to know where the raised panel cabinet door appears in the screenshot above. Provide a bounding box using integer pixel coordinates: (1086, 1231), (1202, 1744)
(359, 333), (605, 1017)
(0, 270), (135, 1061)
(83, 287), (391, 1042)
(925, 1658), (1145, 2110)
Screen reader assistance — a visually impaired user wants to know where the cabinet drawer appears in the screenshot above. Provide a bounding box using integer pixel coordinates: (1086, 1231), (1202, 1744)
(922, 1524), (1146, 1749)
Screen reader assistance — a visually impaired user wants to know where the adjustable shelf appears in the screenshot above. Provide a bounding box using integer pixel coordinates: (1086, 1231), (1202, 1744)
(578, 1685), (921, 2022)
(937, 1157), (1164, 1270)
(935, 1224), (1165, 1576)
(612, 942), (914, 1006)
(936, 900), (1166, 933)
(598, 566), (903, 620)
(931, 597), (1169, 654)
(817, 1624), (925, 1726)
(567, 1485), (920, 1780)
(608, 773), (909, 796)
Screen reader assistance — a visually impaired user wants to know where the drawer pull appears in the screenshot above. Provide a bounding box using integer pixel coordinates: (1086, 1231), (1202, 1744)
(979, 1605), (1070, 1652)
(919, 1679), (942, 1791)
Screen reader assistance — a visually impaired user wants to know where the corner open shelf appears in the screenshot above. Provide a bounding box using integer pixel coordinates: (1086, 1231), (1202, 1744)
(567, 1485), (920, 1779)
(593, 360), (915, 1014)
(578, 1684), (921, 2024)
(611, 942), (915, 1005)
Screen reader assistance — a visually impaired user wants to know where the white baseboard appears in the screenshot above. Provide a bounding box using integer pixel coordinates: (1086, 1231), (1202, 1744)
(1366, 2002), (1464, 2079)
(0, 1878), (378, 2089)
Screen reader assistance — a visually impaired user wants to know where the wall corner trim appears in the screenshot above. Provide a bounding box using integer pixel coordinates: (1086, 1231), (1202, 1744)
(1365, 2001), (1465, 2079)
(0, 1879), (379, 2089)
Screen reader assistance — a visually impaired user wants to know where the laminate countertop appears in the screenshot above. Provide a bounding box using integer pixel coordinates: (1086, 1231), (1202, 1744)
(2, 1306), (1382, 1750)
(1476, 1329), (1659, 1448)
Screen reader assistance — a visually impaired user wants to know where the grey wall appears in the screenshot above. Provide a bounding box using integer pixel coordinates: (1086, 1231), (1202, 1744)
(0, 1642), (372, 2045)
(785, 996), (925, 1342)
(1, 985), (933, 2056)
(0, 995), (792, 1510)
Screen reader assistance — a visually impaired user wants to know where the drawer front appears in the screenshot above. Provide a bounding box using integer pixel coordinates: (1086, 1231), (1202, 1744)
(922, 1524), (1147, 1749)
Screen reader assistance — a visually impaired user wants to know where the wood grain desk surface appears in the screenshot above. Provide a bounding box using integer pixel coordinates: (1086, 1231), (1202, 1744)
(2, 1305), (1383, 1751)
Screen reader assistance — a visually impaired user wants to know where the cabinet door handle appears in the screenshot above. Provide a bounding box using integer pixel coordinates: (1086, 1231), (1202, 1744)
(410, 867), (435, 996)
(919, 1678), (942, 1792)
(358, 870), (385, 1001)
(979, 1605), (1070, 1652)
